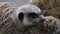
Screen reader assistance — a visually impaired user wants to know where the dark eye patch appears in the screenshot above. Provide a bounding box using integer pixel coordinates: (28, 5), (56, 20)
(18, 12), (24, 22)
(28, 13), (38, 19)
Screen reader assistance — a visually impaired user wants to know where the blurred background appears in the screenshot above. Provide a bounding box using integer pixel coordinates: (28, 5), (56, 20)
(0, 0), (29, 6)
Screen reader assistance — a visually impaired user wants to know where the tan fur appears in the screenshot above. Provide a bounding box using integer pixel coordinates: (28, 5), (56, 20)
(0, 16), (60, 34)
(44, 16), (60, 34)
(0, 2), (16, 18)
(44, 16), (60, 28)
(0, 2), (16, 25)
(0, 2), (60, 34)
(0, 2), (16, 34)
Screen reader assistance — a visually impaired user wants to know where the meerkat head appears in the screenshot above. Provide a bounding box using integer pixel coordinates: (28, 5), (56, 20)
(12, 4), (45, 26)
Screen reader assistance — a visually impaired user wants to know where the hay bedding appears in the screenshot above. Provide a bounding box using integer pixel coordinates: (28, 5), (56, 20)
(0, 2), (60, 34)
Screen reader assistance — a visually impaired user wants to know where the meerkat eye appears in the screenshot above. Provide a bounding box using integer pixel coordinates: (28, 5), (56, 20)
(18, 12), (24, 21)
(28, 13), (38, 19)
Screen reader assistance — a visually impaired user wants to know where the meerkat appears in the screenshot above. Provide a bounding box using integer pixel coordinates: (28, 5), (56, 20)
(0, 2), (16, 34)
(44, 16), (60, 34)
(0, 3), (45, 34)
(12, 4), (45, 26)
(0, 2), (60, 34)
